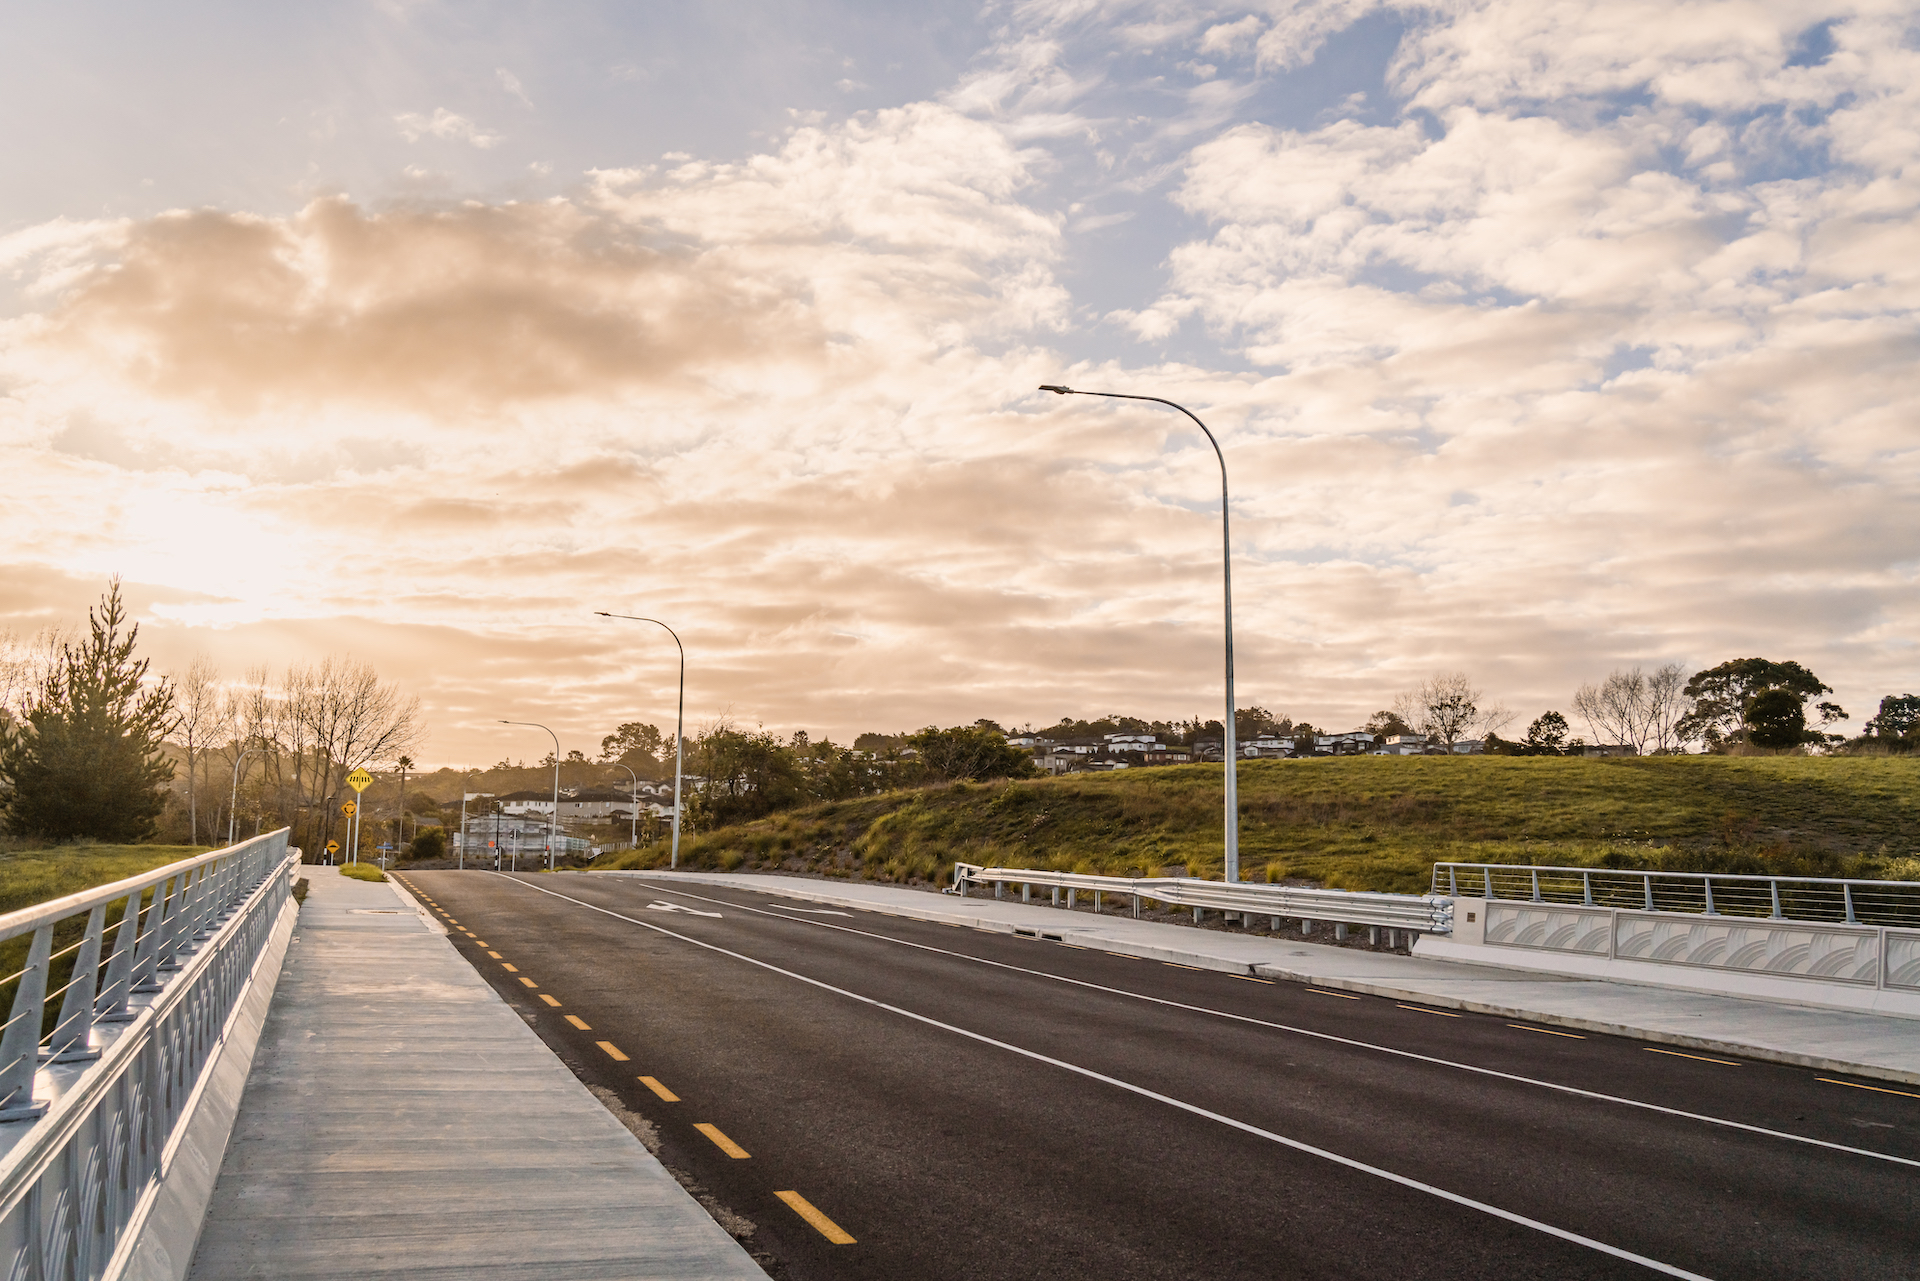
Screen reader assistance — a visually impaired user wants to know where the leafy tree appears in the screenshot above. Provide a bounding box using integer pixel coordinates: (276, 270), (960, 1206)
(1743, 688), (1807, 750)
(0, 581), (180, 841)
(599, 722), (665, 771)
(1522, 711), (1571, 756)
(406, 826), (447, 860)
(906, 724), (1037, 782)
(1864, 694), (1920, 749)
(1364, 709), (1414, 740)
(1677, 659), (1844, 750)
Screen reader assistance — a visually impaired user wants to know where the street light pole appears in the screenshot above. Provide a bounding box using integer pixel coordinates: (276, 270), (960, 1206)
(1038, 384), (1242, 883)
(227, 747), (266, 847)
(610, 762), (639, 850)
(595, 613), (686, 869)
(500, 720), (562, 870)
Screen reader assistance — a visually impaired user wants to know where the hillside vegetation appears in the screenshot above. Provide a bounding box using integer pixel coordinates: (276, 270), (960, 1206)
(598, 756), (1920, 894)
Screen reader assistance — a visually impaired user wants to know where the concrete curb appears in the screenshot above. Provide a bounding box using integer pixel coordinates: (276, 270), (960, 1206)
(607, 870), (1920, 1088)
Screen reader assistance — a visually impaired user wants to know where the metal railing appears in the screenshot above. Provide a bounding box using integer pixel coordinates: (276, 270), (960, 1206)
(0, 830), (296, 1280)
(1433, 861), (1920, 929)
(953, 864), (1453, 934)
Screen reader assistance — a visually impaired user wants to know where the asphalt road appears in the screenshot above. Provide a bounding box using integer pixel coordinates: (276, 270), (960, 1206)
(396, 870), (1920, 1281)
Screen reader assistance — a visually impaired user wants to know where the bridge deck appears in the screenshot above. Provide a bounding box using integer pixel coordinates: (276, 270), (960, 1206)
(187, 866), (766, 1280)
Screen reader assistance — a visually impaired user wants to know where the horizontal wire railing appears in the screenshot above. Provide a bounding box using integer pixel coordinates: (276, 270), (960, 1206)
(1433, 862), (1920, 929)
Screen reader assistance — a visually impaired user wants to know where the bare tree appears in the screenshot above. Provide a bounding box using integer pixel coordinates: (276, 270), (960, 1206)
(171, 653), (227, 843)
(1572, 663), (1693, 755)
(0, 627), (73, 724)
(286, 656), (423, 856)
(1393, 672), (1507, 751)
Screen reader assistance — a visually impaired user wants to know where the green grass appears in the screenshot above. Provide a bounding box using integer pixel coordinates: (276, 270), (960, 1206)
(598, 756), (1920, 894)
(338, 863), (388, 883)
(0, 844), (212, 917)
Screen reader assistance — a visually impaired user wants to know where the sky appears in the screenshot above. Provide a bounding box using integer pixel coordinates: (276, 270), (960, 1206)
(1, 0), (1916, 768)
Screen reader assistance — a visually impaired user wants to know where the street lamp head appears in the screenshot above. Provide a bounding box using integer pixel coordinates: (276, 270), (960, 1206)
(1039, 384), (1074, 395)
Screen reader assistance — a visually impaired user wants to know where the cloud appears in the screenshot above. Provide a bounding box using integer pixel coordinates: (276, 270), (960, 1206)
(395, 108), (503, 148)
(496, 68), (533, 109)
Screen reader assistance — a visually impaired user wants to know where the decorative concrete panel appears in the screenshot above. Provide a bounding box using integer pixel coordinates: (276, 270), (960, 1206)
(1886, 930), (1920, 992)
(1484, 902), (1612, 955)
(1614, 913), (1880, 985)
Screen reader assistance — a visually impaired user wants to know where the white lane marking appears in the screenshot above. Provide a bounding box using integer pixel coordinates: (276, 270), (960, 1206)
(783, 907), (853, 916)
(645, 901), (722, 918)
(629, 880), (1920, 1173)
(494, 874), (1713, 1280)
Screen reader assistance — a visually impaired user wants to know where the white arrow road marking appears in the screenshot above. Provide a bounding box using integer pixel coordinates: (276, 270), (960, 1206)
(646, 901), (723, 917)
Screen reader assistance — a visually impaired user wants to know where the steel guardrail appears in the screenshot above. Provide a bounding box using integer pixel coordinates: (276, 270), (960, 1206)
(0, 830), (296, 1279)
(1432, 861), (1920, 929)
(952, 864), (1453, 933)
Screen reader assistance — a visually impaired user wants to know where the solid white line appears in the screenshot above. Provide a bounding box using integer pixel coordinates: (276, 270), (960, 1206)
(492, 874), (1712, 1280)
(626, 880), (1919, 1172)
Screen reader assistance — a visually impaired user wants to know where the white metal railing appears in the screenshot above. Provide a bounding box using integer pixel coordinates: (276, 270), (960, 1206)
(0, 830), (296, 1279)
(1433, 861), (1920, 929)
(952, 864), (1453, 934)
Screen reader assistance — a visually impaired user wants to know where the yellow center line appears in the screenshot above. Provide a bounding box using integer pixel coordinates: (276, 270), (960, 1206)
(518, 977), (538, 988)
(597, 1041), (630, 1061)
(1647, 1047), (1739, 1066)
(1509, 1023), (1585, 1039)
(564, 1014), (591, 1030)
(1307, 989), (1359, 1000)
(775, 1190), (856, 1244)
(1818, 1077), (1920, 1100)
(638, 1076), (680, 1102)
(538, 994), (561, 1007)
(1397, 1004), (1461, 1017)
(694, 1123), (750, 1158)
(1105, 952), (1143, 960)
(1163, 963), (1205, 971)
(501, 963), (519, 972)
(486, 951), (502, 959)
(1235, 975), (1276, 984)
(475, 940), (489, 947)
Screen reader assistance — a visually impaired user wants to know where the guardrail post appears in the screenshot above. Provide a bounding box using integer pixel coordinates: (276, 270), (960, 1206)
(1093, 891), (1102, 913)
(1132, 894), (1140, 918)
(1643, 874), (1653, 911)
(1369, 926), (1379, 945)
(994, 881), (1004, 900)
(1844, 883), (1857, 925)
(1021, 884), (1031, 903)
(96, 889), (141, 1022)
(1193, 907), (1204, 924)
(1530, 868), (1541, 902)
(1051, 887), (1059, 907)
(1334, 923), (1348, 940)
(1703, 879), (1716, 915)
(1448, 867), (1458, 895)
(49, 903), (107, 1062)
(1582, 872), (1592, 906)
(1067, 889), (1076, 909)
(1300, 919), (1313, 935)
(1770, 880), (1782, 919)
(1484, 868), (1494, 899)
(1271, 915), (1281, 931)
(0, 924), (54, 1120)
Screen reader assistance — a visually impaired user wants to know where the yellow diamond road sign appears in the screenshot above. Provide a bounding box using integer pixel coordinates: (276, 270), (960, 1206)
(326, 840), (339, 853)
(341, 801), (356, 816)
(346, 767), (374, 792)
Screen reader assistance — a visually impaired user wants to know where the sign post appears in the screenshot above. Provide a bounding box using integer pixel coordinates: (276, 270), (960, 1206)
(346, 767), (373, 864)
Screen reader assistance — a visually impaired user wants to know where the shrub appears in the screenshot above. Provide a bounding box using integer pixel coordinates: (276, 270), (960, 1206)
(405, 827), (447, 861)
(339, 863), (387, 883)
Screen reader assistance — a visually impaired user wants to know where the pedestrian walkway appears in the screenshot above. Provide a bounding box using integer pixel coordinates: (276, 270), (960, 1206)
(187, 866), (767, 1280)
(609, 870), (1920, 1087)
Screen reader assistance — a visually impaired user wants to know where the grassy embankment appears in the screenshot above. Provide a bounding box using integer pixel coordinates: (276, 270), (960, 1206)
(598, 756), (1920, 894)
(0, 844), (212, 1035)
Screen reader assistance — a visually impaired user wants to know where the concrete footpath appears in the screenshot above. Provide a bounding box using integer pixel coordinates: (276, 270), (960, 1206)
(186, 866), (767, 1281)
(610, 870), (1920, 1087)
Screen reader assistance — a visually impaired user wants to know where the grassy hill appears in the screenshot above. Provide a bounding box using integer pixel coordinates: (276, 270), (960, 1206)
(598, 756), (1920, 894)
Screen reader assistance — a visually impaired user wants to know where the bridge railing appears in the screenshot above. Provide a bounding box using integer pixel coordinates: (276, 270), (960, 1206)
(952, 864), (1453, 934)
(0, 830), (296, 1280)
(1432, 861), (1920, 929)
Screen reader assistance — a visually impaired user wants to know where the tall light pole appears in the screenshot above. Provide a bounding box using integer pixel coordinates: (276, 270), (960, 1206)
(1038, 384), (1243, 882)
(227, 746), (266, 847)
(499, 720), (561, 870)
(610, 762), (640, 850)
(594, 612), (686, 869)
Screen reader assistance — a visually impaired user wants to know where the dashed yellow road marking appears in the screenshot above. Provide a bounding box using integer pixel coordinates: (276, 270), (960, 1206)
(597, 1041), (630, 1061)
(1163, 963), (1205, 971)
(694, 1123), (749, 1158)
(1397, 1003), (1461, 1017)
(1307, 988), (1359, 1000)
(475, 940), (489, 947)
(1509, 1023), (1585, 1039)
(1818, 1077), (1920, 1100)
(775, 1190), (855, 1243)
(539, 994), (561, 1007)
(501, 963), (519, 972)
(1105, 952), (1143, 960)
(564, 1014), (591, 1030)
(1647, 1047), (1739, 1066)
(486, 951), (502, 959)
(518, 977), (538, 988)
(639, 1076), (679, 1102)
(1235, 975), (1276, 984)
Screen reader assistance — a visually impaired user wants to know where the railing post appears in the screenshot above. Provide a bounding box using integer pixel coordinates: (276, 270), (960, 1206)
(1449, 867), (1458, 896)
(0, 924), (54, 1120)
(1530, 868), (1542, 902)
(1643, 874), (1653, 911)
(50, 903), (107, 1062)
(156, 873), (190, 971)
(1703, 878), (1716, 916)
(1484, 868), (1494, 899)
(1582, 872), (1592, 905)
(1844, 883), (1857, 925)
(1769, 880), (1782, 919)
(131, 877), (171, 992)
(96, 889), (142, 1021)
